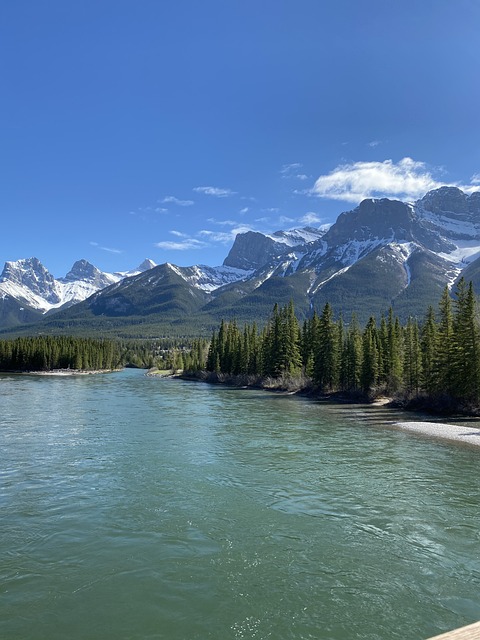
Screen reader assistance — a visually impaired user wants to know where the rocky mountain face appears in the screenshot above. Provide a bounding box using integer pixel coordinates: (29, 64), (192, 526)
(223, 227), (325, 270)
(0, 257), (157, 327)
(2, 186), (480, 334)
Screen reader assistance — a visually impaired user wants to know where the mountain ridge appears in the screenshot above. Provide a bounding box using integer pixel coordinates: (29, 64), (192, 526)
(2, 186), (480, 335)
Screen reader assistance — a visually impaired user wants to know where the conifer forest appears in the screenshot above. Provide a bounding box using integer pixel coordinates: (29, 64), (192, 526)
(186, 278), (480, 411)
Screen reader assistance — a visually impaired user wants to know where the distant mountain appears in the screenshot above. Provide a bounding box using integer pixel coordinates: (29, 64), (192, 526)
(2, 187), (480, 336)
(0, 257), (156, 327)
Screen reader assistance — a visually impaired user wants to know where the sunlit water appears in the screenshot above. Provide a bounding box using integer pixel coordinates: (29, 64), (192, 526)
(1, 368), (479, 640)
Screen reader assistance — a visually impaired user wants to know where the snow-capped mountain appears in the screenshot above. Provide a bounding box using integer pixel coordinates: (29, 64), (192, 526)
(165, 263), (254, 293)
(0, 257), (157, 317)
(223, 227), (326, 271)
(203, 187), (480, 322)
(3, 187), (480, 334)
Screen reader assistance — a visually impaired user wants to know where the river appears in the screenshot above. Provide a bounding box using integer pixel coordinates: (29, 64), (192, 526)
(1, 368), (479, 639)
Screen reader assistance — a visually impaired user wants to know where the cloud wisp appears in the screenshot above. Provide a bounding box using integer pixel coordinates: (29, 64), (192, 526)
(161, 196), (194, 206)
(299, 212), (323, 225)
(281, 163), (309, 181)
(199, 224), (254, 245)
(193, 186), (236, 197)
(90, 241), (123, 254)
(155, 238), (207, 251)
(471, 173), (480, 185)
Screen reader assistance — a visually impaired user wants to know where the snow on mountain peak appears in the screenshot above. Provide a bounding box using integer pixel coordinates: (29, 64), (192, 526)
(0, 257), (61, 304)
(137, 258), (156, 271)
(269, 226), (327, 247)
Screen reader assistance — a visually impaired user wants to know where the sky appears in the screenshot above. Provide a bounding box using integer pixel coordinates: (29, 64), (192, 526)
(1, 0), (480, 277)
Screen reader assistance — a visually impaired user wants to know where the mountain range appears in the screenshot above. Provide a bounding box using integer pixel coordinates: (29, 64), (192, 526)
(2, 186), (480, 337)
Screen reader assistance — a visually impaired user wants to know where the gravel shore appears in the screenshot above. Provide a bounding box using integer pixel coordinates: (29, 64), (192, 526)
(394, 421), (480, 447)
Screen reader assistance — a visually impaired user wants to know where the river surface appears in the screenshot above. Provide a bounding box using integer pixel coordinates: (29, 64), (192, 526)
(1, 368), (479, 640)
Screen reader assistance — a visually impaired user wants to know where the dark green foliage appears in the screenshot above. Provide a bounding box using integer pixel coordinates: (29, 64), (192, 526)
(451, 279), (480, 402)
(420, 306), (437, 395)
(313, 303), (339, 390)
(0, 335), (195, 372)
(0, 336), (121, 371)
(340, 315), (362, 392)
(403, 318), (422, 395)
(193, 283), (480, 409)
(434, 286), (455, 395)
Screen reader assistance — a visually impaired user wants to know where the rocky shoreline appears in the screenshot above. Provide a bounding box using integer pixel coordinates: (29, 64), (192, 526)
(391, 421), (480, 448)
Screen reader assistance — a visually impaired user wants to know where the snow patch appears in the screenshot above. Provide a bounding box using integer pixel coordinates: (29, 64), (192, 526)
(309, 266), (352, 295)
(437, 239), (480, 265)
(167, 263), (252, 292)
(267, 227), (326, 247)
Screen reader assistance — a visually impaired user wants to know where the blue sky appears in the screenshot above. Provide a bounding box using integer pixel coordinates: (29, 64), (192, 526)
(1, 0), (479, 277)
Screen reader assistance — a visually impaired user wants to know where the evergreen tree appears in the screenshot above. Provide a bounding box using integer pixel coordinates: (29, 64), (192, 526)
(403, 317), (422, 395)
(420, 306), (437, 395)
(313, 303), (338, 390)
(340, 315), (363, 392)
(434, 286), (455, 395)
(361, 317), (379, 393)
(452, 279), (480, 403)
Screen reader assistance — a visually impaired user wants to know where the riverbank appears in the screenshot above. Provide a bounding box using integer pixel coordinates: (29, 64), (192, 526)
(178, 370), (480, 449)
(392, 421), (480, 447)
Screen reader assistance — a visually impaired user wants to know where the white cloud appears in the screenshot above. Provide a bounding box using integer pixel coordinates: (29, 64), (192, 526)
(199, 225), (254, 244)
(206, 218), (239, 227)
(311, 157), (447, 203)
(280, 163), (302, 175)
(155, 207), (168, 213)
(281, 163), (309, 181)
(368, 140), (382, 147)
(161, 196), (194, 206)
(471, 173), (480, 185)
(193, 186), (236, 197)
(90, 241), (122, 254)
(239, 207), (249, 214)
(170, 230), (189, 238)
(155, 238), (206, 250)
(299, 212), (323, 225)
(279, 215), (294, 225)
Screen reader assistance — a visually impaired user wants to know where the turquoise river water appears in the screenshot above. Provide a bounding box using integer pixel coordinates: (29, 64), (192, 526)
(1, 368), (479, 640)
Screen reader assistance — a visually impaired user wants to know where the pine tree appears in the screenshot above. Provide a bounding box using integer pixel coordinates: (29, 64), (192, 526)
(340, 314), (363, 392)
(283, 300), (302, 375)
(361, 317), (379, 393)
(452, 279), (480, 403)
(313, 303), (338, 390)
(420, 306), (437, 395)
(403, 317), (422, 395)
(435, 286), (455, 396)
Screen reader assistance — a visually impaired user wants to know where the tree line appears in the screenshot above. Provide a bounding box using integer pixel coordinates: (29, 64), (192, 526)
(0, 336), (122, 371)
(0, 336), (199, 372)
(186, 278), (480, 409)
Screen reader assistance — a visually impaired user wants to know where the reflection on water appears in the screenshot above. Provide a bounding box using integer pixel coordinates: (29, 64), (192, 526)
(1, 369), (479, 640)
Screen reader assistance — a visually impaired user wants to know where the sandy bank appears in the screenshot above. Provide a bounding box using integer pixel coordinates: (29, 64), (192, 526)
(22, 369), (118, 376)
(393, 421), (480, 447)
